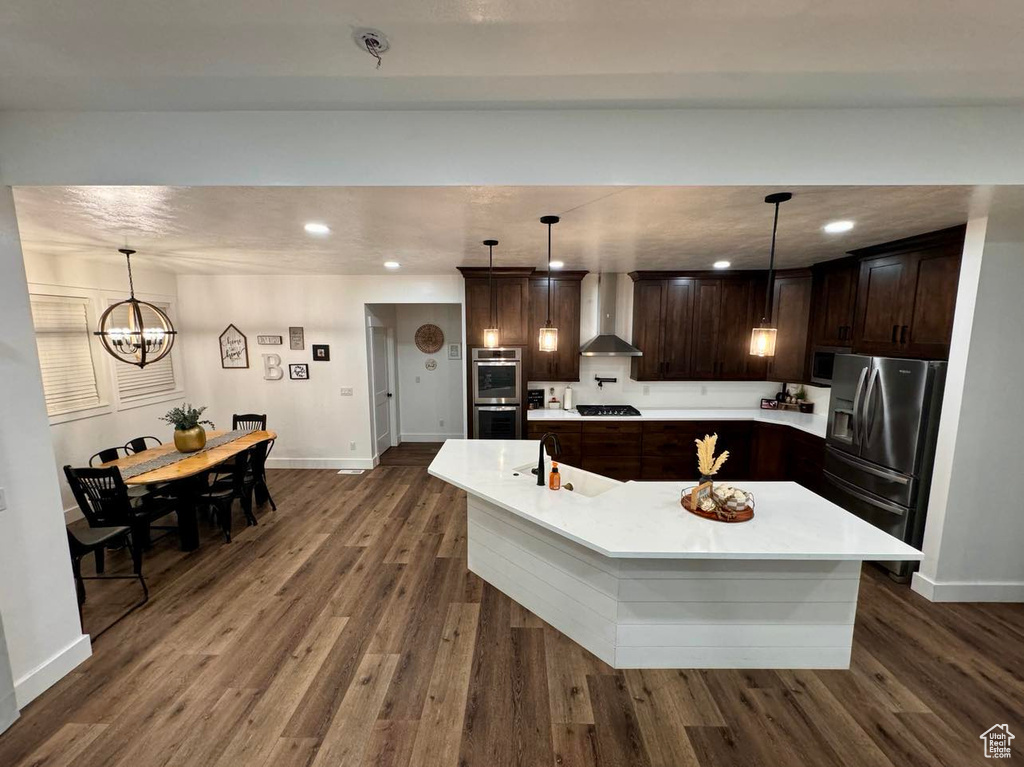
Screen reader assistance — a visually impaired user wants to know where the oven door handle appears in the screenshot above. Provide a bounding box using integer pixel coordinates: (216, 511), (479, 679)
(477, 406), (518, 411)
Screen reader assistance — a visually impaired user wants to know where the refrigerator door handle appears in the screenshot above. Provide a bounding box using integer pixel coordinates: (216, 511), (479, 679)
(827, 448), (910, 484)
(862, 367), (880, 448)
(824, 472), (908, 516)
(852, 366), (869, 445)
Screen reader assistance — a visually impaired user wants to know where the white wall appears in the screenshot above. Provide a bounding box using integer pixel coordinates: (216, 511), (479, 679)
(0, 188), (90, 709)
(913, 201), (1024, 601)
(176, 274), (462, 468)
(22, 253), (185, 517)
(394, 304), (464, 442)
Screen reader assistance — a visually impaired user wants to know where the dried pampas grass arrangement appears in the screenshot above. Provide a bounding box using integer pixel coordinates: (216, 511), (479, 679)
(695, 433), (729, 477)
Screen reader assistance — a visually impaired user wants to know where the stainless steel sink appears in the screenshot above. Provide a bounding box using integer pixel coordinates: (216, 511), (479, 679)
(512, 461), (620, 498)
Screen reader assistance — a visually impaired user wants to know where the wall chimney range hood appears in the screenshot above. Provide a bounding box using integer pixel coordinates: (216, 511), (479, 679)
(579, 274), (643, 357)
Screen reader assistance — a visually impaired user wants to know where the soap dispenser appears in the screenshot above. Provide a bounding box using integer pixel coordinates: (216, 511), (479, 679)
(548, 461), (561, 490)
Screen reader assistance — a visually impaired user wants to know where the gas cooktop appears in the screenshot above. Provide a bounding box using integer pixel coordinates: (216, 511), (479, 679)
(575, 405), (642, 417)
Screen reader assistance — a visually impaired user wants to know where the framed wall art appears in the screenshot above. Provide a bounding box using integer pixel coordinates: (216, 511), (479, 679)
(257, 334), (283, 345)
(289, 363), (309, 380)
(289, 326), (305, 350)
(447, 343), (461, 360)
(219, 324), (249, 369)
(312, 344), (330, 361)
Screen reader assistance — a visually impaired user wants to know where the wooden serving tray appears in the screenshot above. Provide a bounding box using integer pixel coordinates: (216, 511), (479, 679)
(681, 493), (754, 523)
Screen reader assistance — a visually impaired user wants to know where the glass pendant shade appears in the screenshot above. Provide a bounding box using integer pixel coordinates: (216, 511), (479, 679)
(749, 325), (777, 357)
(94, 248), (177, 368)
(483, 327), (500, 348)
(539, 324), (558, 353)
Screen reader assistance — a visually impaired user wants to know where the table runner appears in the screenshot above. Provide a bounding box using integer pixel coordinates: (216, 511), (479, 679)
(120, 429), (256, 479)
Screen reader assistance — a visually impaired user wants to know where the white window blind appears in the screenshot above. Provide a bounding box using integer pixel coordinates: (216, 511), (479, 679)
(108, 301), (178, 402)
(29, 294), (102, 416)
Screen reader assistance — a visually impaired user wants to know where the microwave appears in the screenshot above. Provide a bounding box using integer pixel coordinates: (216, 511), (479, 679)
(810, 346), (851, 385)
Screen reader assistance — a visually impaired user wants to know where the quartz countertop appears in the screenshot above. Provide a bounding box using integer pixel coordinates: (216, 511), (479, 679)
(429, 439), (921, 562)
(528, 406), (827, 438)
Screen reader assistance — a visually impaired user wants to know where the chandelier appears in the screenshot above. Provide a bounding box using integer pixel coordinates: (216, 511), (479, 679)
(94, 248), (177, 368)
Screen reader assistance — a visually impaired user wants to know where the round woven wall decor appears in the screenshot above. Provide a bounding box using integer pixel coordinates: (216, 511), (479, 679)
(414, 323), (444, 353)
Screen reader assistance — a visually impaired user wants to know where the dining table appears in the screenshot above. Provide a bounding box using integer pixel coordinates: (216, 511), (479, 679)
(102, 429), (277, 551)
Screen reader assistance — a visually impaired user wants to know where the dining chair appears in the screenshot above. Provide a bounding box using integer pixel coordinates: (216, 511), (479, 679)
(200, 450), (256, 543)
(125, 435), (162, 454)
(64, 465), (179, 566)
(66, 525), (148, 637)
(89, 446), (132, 467)
(250, 439), (277, 511)
(232, 413), (267, 432)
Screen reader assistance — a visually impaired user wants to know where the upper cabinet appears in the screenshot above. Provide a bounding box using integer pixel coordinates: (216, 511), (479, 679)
(851, 226), (964, 359)
(810, 258), (859, 347)
(767, 270), (813, 383)
(527, 272), (585, 381)
(630, 277), (695, 380)
(459, 267), (532, 347)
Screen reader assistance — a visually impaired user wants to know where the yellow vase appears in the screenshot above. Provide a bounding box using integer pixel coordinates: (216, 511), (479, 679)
(174, 426), (207, 453)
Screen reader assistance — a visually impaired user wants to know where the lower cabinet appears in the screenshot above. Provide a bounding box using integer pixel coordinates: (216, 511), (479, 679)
(526, 419), (824, 489)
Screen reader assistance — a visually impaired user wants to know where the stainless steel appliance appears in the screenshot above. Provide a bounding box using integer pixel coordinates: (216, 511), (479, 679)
(575, 405), (642, 417)
(822, 354), (947, 579)
(810, 345), (852, 385)
(472, 348), (523, 439)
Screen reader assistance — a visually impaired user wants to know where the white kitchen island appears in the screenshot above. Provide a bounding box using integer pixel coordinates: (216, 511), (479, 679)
(429, 439), (922, 669)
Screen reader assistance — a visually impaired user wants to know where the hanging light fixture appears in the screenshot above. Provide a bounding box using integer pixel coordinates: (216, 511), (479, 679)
(538, 215), (560, 353)
(750, 192), (792, 358)
(482, 239), (501, 348)
(94, 248), (177, 368)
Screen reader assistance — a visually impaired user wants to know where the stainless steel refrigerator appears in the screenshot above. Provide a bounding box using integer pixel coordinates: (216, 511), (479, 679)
(823, 354), (947, 580)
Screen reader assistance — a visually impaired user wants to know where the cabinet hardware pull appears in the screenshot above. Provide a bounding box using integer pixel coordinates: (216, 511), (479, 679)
(891, 324), (898, 343)
(900, 325), (908, 344)
(838, 325), (843, 340)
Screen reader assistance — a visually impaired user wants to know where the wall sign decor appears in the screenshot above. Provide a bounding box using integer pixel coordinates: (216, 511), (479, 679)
(414, 323), (444, 354)
(425, 358), (438, 371)
(262, 353), (284, 380)
(257, 335), (283, 345)
(312, 344), (330, 361)
(289, 363), (309, 380)
(447, 343), (462, 360)
(219, 324), (249, 369)
(289, 326), (305, 350)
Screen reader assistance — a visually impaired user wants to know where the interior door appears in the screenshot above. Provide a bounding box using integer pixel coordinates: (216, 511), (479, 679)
(369, 326), (393, 456)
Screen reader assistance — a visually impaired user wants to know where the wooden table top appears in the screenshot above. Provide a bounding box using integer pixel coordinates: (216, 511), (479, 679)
(102, 430), (277, 485)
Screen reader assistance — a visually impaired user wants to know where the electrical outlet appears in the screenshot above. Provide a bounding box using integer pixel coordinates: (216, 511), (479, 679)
(642, 385), (650, 396)
(439, 419), (445, 428)
(349, 441), (357, 451)
(700, 385), (708, 396)
(415, 376), (421, 384)
(340, 387), (353, 396)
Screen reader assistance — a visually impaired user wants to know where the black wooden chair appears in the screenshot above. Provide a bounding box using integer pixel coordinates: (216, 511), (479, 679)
(125, 435), (162, 454)
(89, 446), (131, 467)
(66, 525), (148, 637)
(64, 465), (179, 563)
(200, 450), (256, 542)
(232, 413), (267, 432)
(250, 438), (277, 511)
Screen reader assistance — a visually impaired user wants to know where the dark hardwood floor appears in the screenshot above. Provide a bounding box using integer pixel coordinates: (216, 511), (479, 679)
(2, 465), (1021, 766)
(379, 442), (443, 467)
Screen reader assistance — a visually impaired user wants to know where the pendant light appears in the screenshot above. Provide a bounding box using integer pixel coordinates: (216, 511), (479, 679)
(749, 192), (792, 358)
(538, 215), (560, 353)
(94, 248), (177, 368)
(482, 239), (500, 348)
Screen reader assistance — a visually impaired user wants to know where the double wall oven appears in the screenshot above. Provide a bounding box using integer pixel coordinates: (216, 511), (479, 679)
(472, 347), (523, 439)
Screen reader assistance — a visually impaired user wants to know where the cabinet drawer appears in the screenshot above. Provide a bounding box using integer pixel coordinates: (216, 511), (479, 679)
(582, 456), (641, 482)
(640, 456), (697, 482)
(642, 422), (702, 456)
(537, 433), (581, 462)
(582, 422), (643, 435)
(527, 421), (583, 437)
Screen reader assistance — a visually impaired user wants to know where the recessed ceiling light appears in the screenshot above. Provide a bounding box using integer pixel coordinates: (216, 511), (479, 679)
(549, 261), (564, 269)
(383, 261), (400, 269)
(304, 222), (330, 235)
(713, 260), (731, 269)
(824, 220), (854, 234)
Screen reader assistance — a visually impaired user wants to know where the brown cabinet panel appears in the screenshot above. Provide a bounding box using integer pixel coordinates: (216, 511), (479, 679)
(751, 423), (788, 480)
(527, 422), (582, 437)
(463, 274), (529, 348)
(853, 255), (906, 355)
(811, 261), (858, 347)
(662, 278), (695, 379)
(768, 273), (812, 383)
(630, 280), (666, 381)
(902, 247), (961, 358)
(527, 275), (583, 382)
(642, 422), (701, 456)
(582, 455), (641, 482)
(690, 279), (722, 378)
(720, 277), (766, 380)
(581, 421), (641, 456)
(640, 456), (696, 481)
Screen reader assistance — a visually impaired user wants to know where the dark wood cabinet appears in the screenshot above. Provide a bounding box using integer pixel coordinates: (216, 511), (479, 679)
(526, 272), (585, 382)
(527, 421), (582, 466)
(459, 267), (532, 347)
(639, 421), (751, 481)
(811, 259), (859, 347)
(581, 422), (641, 481)
(689, 279), (722, 379)
(630, 277), (695, 380)
(691, 276), (766, 381)
(851, 226), (964, 359)
(767, 271), (813, 383)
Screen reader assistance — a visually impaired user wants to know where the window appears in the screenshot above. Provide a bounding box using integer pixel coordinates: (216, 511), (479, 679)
(107, 300), (180, 404)
(29, 294), (102, 416)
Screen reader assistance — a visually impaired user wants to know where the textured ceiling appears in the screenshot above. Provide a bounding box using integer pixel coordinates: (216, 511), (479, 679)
(2, 0), (1024, 109)
(13, 185), (977, 275)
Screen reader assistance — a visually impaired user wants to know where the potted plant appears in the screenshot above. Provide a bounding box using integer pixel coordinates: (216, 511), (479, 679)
(793, 385), (814, 413)
(161, 403), (214, 453)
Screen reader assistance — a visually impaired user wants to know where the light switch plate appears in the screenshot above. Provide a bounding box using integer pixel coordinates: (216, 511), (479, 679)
(340, 387), (354, 396)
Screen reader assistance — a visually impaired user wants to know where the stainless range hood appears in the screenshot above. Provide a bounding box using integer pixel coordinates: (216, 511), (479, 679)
(579, 274), (643, 357)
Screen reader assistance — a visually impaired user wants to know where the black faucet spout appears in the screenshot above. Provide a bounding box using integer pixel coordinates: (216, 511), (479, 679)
(537, 432), (562, 485)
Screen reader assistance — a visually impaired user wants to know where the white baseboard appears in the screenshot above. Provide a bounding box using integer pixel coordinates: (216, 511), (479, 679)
(64, 504), (84, 524)
(400, 433), (460, 443)
(0, 689), (16, 734)
(911, 572), (1024, 602)
(264, 457), (377, 470)
(14, 633), (92, 708)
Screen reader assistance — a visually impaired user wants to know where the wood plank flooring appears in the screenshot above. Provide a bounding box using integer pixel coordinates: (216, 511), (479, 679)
(2, 465), (1022, 766)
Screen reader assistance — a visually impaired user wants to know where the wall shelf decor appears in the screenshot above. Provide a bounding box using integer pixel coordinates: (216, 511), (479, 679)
(219, 324), (249, 369)
(289, 363), (309, 380)
(415, 323), (444, 353)
(312, 344), (330, 361)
